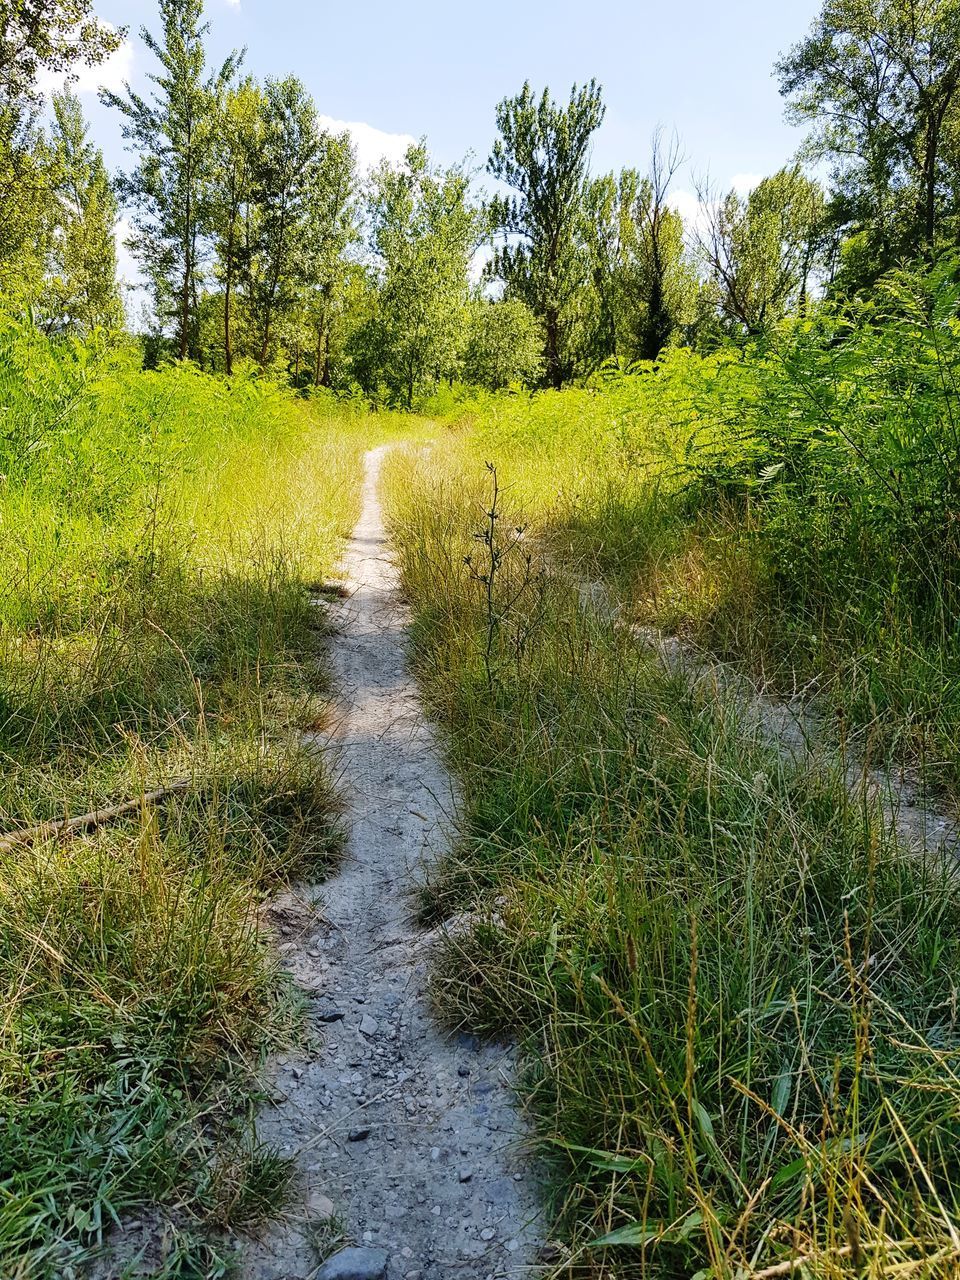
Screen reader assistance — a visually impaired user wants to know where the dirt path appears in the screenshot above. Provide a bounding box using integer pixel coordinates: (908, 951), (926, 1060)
(570, 574), (958, 862)
(244, 447), (542, 1280)
(635, 627), (960, 861)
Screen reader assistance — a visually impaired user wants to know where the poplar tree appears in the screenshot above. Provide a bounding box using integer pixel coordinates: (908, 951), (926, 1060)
(0, 1), (122, 307)
(103, 0), (239, 360)
(364, 144), (479, 407)
(299, 128), (357, 387)
(583, 137), (696, 365)
(488, 80), (605, 387)
(246, 76), (322, 368)
(43, 91), (121, 334)
(210, 76), (263, 373)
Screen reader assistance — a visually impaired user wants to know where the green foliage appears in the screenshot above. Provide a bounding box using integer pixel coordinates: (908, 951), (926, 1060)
(244, 76), (325, 367)
(0, 115), (50, 307)
(0, 0), (124, 110)
(291, 128), (357, 388)
(203, 75), (358, 381)
(0, 318), (407, 1274)
(778, 0), (960, 274)
(41, 92), (122, 335)
(0, 21), (122, 329)
(584, 136), (702, 363)
(208, 75), (264, 376)
(417, 256), (960, 788)
(358, 144), (482, 407)
(103, 0), (241, 359)
(488, 80), (606, 386)
(462, 298), (543, 389)
(699, 166), (826, 333)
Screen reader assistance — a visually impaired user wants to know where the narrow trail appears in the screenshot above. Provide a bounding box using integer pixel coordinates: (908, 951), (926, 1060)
(571, 576), (959, 863)
(244, 447), (542, 1280)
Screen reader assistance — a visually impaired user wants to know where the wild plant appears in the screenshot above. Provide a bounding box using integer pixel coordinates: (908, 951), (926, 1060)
(0, 321), (408, 1274)
(463, 461), (539, 691)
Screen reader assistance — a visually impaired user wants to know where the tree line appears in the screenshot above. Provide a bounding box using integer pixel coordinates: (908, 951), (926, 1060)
(3, 0), (960, 403)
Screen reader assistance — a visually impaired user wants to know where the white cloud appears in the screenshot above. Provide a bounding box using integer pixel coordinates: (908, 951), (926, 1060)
(730, 172), (764, 196)
(669, 188), (715, 241)
(38, 29), (133, 98)
(669, 172), (768, 241)
(317, 115), (416, 173)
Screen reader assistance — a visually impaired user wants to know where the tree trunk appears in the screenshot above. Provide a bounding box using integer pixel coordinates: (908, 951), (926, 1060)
(259, 311), (272, 367)
(320, 324), (332, 388)
(224, 219), (235, 377)
(180, 144), (193, 361)
(544, 307), (562, 389)
(179, 262), (190, 360)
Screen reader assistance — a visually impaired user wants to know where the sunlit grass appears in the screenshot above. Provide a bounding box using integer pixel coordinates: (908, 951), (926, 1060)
(384, 440), (960, 1279)
(0, 327), (422, 1275)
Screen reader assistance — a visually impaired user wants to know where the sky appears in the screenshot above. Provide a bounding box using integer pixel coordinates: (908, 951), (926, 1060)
(44, 0), (825, 283)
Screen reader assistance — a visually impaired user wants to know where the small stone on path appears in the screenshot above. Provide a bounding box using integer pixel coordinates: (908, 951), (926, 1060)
(308, 1190), (336, 1220)
(315, 1246), (388, 1280)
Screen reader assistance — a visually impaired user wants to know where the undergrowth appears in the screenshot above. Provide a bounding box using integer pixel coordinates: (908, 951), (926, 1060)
(0, 320), (411, 1277)
(427, 260), (960, 796)
(384, 445), (960, 1279)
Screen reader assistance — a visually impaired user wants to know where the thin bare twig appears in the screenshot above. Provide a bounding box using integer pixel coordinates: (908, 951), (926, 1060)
(0, 779), (193, 854)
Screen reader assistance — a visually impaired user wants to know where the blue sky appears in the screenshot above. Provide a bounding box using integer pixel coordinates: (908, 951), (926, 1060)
(45, 0), (824, 287)
(68, 0), (821, 191)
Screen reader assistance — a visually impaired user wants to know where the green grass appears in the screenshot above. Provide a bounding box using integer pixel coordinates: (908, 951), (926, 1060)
(423, 262), (960, 795)
(383, 444), (960, 1279)
(0, 320), (421, 1276)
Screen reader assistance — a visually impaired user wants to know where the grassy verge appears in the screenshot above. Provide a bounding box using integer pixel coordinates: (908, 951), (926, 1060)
(0, 325), (416, 1276)
(424, 262), (960, 795)
(384, 444), (960, 1279)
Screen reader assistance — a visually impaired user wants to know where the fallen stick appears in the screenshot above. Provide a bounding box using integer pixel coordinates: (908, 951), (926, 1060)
(0, 779), (193, 854)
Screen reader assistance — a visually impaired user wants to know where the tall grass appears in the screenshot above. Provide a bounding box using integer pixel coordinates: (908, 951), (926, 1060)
(427, 260), (960, 793)
(0, 319), (409, 1276)
(384, 445), (960, 1278)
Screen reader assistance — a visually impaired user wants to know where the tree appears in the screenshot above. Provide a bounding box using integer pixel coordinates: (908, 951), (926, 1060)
(463, 298), (543, 388)
(103, 0), (239, 360)
(210, 76), (262, 374)
(488, 80), (606, 387)
(0, 113), (47, 305)
(583, 135), (699, 365)
(363, 144), (480, 407)
(635, 130), (691, 360)
(582, 166), (642, 362)
(698, 167), (826, 333)
(0, 3), (122, 309)
(778, 0), (960, 270)
(42, 91), (121, 334)
(0, 0), (124, 109)
(298, 129), (357, 387)
(245, 76), (324, 368)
